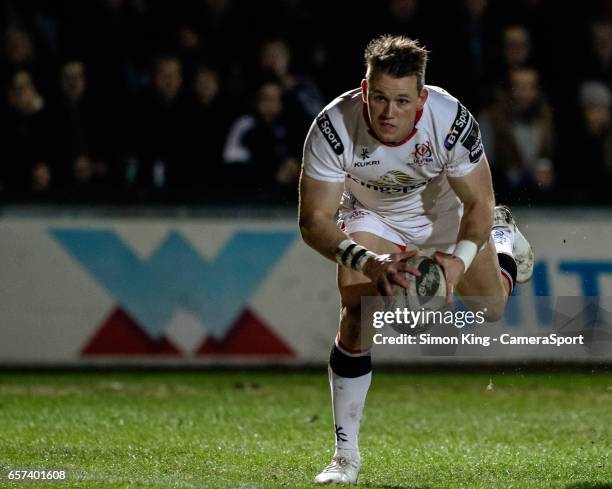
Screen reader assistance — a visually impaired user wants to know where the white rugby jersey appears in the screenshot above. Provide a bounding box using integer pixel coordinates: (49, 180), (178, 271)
(302, 86), (485, 221)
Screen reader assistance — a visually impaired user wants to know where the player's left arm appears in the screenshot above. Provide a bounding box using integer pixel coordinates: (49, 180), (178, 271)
(447, 155), (495, 247)
(434, 156), (495, 297)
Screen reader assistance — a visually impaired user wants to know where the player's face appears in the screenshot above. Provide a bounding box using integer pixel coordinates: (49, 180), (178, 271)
(362, 72), (427, 143)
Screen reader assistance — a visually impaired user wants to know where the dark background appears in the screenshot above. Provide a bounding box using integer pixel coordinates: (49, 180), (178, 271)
(0, 0), (610, 207)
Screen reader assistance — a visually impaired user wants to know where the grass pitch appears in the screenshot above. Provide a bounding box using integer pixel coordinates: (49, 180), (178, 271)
(0, 371), (610, 488)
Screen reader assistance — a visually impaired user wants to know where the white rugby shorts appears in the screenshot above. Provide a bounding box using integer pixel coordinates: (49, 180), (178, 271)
(337, 204), (463, 256)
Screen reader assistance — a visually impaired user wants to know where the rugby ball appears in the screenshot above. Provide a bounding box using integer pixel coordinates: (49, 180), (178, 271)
(387, 255), (447, 331)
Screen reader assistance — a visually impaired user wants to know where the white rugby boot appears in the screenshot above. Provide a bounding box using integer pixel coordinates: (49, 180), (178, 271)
(314, 454), (361, 485)
(493, 205), (534, 283)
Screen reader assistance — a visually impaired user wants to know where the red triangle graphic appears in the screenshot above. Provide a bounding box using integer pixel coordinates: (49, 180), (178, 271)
(197, 308), (294, 356)
(82, 307), (181, 356)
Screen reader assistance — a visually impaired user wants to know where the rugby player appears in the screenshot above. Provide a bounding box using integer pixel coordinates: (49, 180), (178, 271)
(298, 35), (534, 485)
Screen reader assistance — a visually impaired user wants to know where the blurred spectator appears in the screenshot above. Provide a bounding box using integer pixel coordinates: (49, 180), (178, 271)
(0, 69), (52, 195)
(171, 0), (243, 57)
(223, 77), (300, 199)
(4, 27), (34, 66)
(51, 60), (110, 192)
(258, 38), (324, 136)
(68, 153), (111, 201)
(585, 21), (612, 87)
(461, 0), (492, 79)
(561, 81), (612, 203)
(486, 25), (535, 99)
(431, 0), (498, 111)
(176, 24), (203, 81)
(193, 65), (219, 106)
(378, 0), (421, 37)
(132, 54), (190, 191)
(493, 2), (577, 101)
(183, 64), (228, 190)
(480, 67), (555, 202)
(58, 0), (148, 101)
(0, 27), (50, 90)
(163, 0), (247, 98)
(503, 25), (531, 70)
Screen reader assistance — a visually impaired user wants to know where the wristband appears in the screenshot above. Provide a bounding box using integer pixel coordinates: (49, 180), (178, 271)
(452, 240), (478, 271)
(335, 239), (377, 272)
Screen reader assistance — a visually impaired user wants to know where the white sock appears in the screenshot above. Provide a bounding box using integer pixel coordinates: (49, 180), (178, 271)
(492, 227), (513, 256)
(329, 367), (371, 459)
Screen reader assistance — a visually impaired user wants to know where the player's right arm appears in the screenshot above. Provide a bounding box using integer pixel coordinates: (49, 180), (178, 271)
(298, 174), (347, 261)
(298, 173), (419, 295)
(298, 107), (355, 261)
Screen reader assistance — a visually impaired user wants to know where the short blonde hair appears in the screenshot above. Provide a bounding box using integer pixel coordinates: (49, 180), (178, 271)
(364, 35), (428, 91)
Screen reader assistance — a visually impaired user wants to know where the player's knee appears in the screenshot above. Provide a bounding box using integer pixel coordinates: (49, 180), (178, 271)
(481, 303), (505, 323)
(462, 296), (507, 323)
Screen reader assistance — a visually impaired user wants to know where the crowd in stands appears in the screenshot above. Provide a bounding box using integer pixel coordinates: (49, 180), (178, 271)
(1, 0), (611, 206)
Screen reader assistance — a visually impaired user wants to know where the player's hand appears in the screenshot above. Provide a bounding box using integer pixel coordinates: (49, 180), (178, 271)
(362, 249), (421, 297)
(433, 251), (465, 302)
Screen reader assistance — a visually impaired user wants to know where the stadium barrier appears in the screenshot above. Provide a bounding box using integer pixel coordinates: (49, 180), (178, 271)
(0, 206), (611, 366)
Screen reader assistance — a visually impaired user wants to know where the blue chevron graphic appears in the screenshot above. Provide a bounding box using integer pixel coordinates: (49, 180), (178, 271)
(51, 228), (296, 339)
